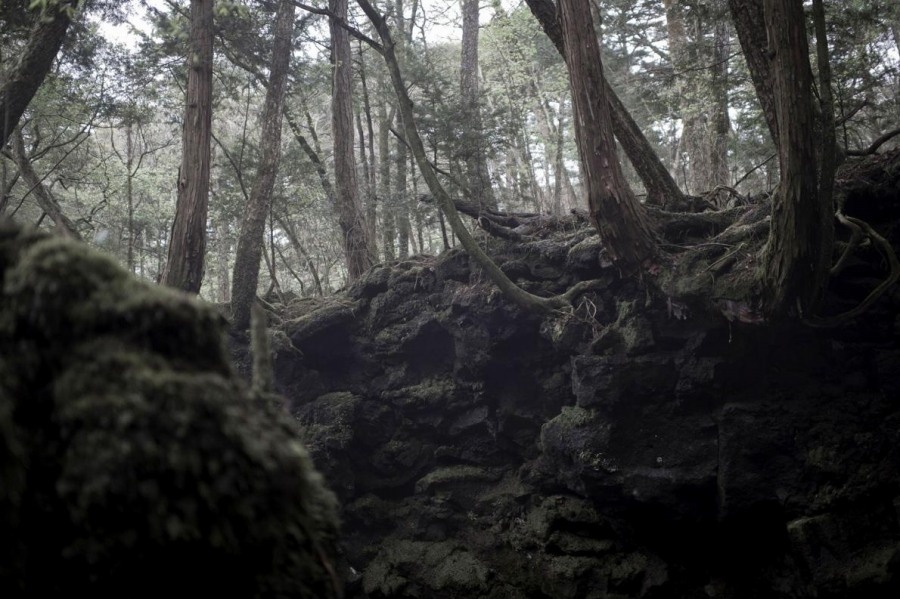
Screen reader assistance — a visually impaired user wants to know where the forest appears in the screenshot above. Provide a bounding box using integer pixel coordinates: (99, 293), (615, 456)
(0, 0), (895, 320)
(2, 0), (900, 597)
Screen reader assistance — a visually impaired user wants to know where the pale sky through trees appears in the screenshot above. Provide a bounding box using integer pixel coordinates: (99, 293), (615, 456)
(94, 0), (547, 48)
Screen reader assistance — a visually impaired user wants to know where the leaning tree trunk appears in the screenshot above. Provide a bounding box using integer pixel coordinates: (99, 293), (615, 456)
(161, 0), (213, 293)
(0, 1), (79, 149)
(330, 0), (374, 279)
(728, 0), (779, 147)
(11, 129), (80, 239)
(525, 0), (684, 207)
(761, 0), (833, 317)
(230, 0), (295, 330)
(558, 0), (656, 267)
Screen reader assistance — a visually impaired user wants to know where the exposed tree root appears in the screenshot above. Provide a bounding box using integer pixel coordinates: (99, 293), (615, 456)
(804, 214), (900, 327)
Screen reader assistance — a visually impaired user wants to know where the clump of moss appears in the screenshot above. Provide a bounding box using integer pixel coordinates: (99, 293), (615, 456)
(0, 223), (339, 598)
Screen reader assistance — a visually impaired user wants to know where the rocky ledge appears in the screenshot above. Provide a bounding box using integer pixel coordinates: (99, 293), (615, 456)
(275, 181), (900, 598)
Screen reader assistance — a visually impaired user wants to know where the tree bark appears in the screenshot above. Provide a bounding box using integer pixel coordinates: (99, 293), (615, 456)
(161, 0), (213, 293)
(525, 0), (684, 207)
(357, 43), (379, 256)
(214, 218), (231, 303)
(460, 0), (496, 210)
(727, 0), (779, 147)
(762, 0), (833, 316)
(558, 0), (656, 267)
(395, 124), (410, 259)
(377, 89), (394, 261)
(231, 0), (295, 330)
(709, 18), (731, 192)
(125, 121), (136, 272)
(663, 1), (731, 195)
(330, 0), (374, 280)
(0, 1), (79, 149)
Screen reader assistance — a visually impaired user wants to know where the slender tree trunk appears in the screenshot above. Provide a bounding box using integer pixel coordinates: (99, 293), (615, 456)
(161, 0), (213, 293)
(531, 90), (557, 213)
(231, 0), (294, 329)
(460, 0), (496, 210)
(10, 129), (80, 239)
(215, 218), (231, 303)
(762, 0), (833, 316)
(709, 18), (731, 192)
(125, 120), (135, 272)
(358, 43), (379, 257)
(377, 79), (395, 261)
(392, 0), (411, 259)
(558, 0), (655, 267)
(331, 0), (375, 279)
(395, 127), (410, 259)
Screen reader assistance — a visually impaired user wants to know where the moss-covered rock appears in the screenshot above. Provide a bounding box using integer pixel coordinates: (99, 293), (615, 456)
(0, 223), (339, 598)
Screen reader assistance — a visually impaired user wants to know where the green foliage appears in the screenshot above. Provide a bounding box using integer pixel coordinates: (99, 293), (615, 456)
(0, 224), (340, 597)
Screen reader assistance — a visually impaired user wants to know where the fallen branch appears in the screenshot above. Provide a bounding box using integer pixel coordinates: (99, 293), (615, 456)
(845, 127), (900, 157)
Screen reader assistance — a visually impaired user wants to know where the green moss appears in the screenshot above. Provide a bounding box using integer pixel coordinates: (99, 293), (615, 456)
(0, 225), (339, 598)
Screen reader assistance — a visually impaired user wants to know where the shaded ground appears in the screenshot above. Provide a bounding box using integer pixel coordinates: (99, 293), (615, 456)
(272, 151), (900, 598)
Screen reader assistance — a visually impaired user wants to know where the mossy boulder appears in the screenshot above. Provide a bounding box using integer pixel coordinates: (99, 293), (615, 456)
(0, 224), (339, 598)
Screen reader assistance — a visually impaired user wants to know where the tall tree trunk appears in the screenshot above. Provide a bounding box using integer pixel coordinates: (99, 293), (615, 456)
(161, 0), (213, 293)
(358, 43), (379, 257)
(331, 0), (375, 279)
(392, 0), (411, 260)
(125, 120), (135, 272)
(558, 0), (656, 267)
(231, 0), (294, 330)
(377, 92), (395, 261)
(727, 0), (779, 147)
(0, 1), (79, 149)
(663, 0), (730, 195)
(708, 18), (731, 192)
(762, 0), (833, 316)
(525, 0), (684, 207)
(395, 126), (410, 259)
(460, 0), (496, 210)
(663, 0), (700, 194)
